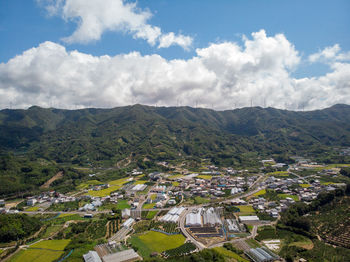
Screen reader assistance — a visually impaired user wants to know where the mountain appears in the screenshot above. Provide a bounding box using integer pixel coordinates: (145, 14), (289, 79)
(1, 104), (350, 167)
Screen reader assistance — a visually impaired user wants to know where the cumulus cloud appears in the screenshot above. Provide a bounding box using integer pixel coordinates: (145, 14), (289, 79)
(0, 30), (349, 110)
(37, 0), (193, 49)
(309, 44), (350, 63)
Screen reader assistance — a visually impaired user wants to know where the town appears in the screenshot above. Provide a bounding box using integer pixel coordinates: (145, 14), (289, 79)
(1, 156), (349, 262)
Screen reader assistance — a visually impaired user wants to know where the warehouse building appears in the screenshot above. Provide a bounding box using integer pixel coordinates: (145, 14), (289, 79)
(225, 219), (240, 232)
(245, 247), (279, 262)
(186, 209), (202, 227)
(83, 251), (102, 262)
(102, 249), (141, 262)
(239, 215), (260, 223)
(122, 218), (135, 228)
(202, 207), (222, 227)
(161, 207), (186, 223)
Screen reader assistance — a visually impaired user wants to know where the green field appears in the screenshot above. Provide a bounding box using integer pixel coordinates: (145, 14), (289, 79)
(42, 225), (62, 238)
(26, 206), (40, 212)
(146, 211), (158, 219)
(10, 240), (71, 262)
(194, 196), (210, 204)
(236, 205), (255, 214)
(278, 194), (299, 201)
(31, 239), (71, 250)
(116, 199), (131, 210)
(134, 180), (146, 185)
(212, 247), (249, 262)
(172, 181), (180, 187)
(150, 194), (157, 200)
(10, 249), (64, 262)
(109, 177), (132, 186)
(253, 189), (266, 196)
(299, 184), (311, 188)
(129, 231), (185, 257)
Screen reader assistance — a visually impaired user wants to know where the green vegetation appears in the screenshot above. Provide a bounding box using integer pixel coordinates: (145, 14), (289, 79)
(193, 196), (210, 204)
(164, 243), (196, 257)
(9, 239), (70, 262)
(236, 205), (255, 214)
(196, 175), (212, 180)
(26, 206), (40, 212)
(129, 231), (185, 257)
(299, 184), (311, 188)
(213, 247), (249, 262)
(87, 185), (122, 197)
(146, 211), (158, 219)
(115, 199), (130, 210)
(278, 194), (299, 201)
(0, 214), (42, 243)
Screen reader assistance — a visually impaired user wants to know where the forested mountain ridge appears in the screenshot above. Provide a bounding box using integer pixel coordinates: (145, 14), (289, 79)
(1, 104), (350, 166)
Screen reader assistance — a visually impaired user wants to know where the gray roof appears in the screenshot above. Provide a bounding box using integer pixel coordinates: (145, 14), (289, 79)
(102, 249), (140, 262)
(83, 251), (102, 262)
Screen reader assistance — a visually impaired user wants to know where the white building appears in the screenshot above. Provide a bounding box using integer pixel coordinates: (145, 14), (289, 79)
(83, 251), (102, 262)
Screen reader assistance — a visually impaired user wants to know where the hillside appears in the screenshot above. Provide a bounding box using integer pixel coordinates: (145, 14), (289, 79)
(1, 104), (350, 166)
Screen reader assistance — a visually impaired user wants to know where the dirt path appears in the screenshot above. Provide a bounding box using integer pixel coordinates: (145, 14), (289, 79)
(40, 171), (64, 189)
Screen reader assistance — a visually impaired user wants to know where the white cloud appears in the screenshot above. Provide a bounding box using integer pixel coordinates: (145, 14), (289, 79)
(0, 30), (349, 110)
(309, 44), (350, 63)
(37, 0), (193, 49)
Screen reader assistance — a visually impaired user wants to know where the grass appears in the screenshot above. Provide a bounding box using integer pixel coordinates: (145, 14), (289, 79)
(236, 205), (255, 214)
(196, 175), (212, 180)
(58, 213), (75, 218)
(289, 239), (314, 250)
(26, 206), (40, 211)
(143, 203), (155, 209)
(172, 181), (180, 187)
(299, 184), (311, 188)
(278, 194), (299, 201)
(10, 240), (70, 262)
(130, 231), (185, 257)
(212, 247), (249, 262)
(253, 189), (266, 196)
(31, 239), (71, 250)
(146, 211), (158, 219)
(42, 225), (62, 238)
(9, 249), (64, 262)
(194, 196), (210, 204)
(115, 199), (130, 210)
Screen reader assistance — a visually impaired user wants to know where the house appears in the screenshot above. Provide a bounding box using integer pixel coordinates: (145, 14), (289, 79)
(27, 198), (37, 206)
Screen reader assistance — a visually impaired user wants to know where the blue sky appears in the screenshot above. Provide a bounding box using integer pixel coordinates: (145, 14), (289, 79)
(0, 0), (349, 110)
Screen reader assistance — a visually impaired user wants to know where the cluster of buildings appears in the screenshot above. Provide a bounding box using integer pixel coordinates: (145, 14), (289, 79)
(185, 207), (223, 227)
(160, 207), (186, 223)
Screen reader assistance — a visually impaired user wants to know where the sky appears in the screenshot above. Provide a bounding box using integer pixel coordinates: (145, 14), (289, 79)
(0, 0), (349, 110)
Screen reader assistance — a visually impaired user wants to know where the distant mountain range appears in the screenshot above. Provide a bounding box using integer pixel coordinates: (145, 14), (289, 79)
(1, 104), (350, 166)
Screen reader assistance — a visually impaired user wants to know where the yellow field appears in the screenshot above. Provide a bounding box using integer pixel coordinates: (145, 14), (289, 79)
(143, 203), (155, 209)
(196, 175), (212, 180)
(26, 206), (40, 212)
(150, 194), (157, 200)
(299, 184), (311, 188)
(109, 177), (133, 185)
(76, 180), (101, 190)
(253, 189), (266, 196)
(172, 181), (180, 186)
(134, 180), (146, 185)
(267, 171), (289, 176)
(87, 185), (123, 197)
(168, 174), (184, 180)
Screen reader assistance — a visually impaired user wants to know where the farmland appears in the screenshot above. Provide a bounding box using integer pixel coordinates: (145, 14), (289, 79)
(10, 239), (70, 262)
(129, 231), (185, 257)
